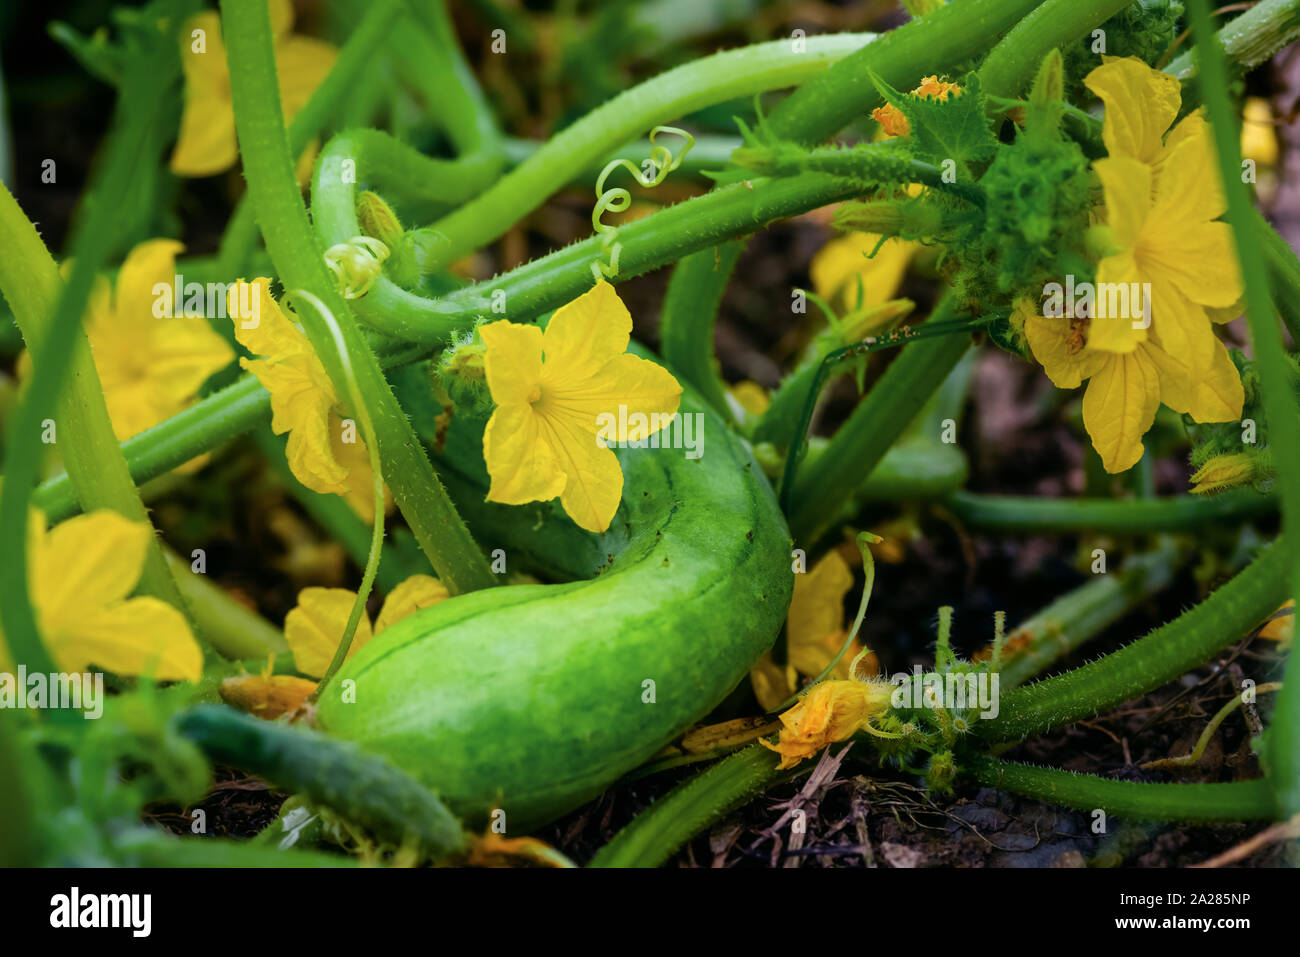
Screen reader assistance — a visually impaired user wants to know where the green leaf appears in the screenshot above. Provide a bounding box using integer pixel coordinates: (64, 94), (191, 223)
(870, 71), (997, 175)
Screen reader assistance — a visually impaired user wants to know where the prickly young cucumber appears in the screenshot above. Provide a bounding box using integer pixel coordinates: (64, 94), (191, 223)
(316, 368), (794, 831)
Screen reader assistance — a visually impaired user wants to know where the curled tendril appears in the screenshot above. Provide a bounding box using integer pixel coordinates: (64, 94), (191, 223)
(589, 125), (695, 281)
(324, 236), (391, 299)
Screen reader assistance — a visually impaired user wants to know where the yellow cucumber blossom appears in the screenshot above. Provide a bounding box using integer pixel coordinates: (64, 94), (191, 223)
(228, 279), (389, 520)
(171, 0), (336, 178)
(479, 281), (682, 533)
(811, 232), (917, 314)
(21, 240), (235, 446)
(761, 678), (894, 770)
(1025, 56), (1244, 473)
(750, 549), (878, 711)
(0, 510), (202, 682)
(221, 575), (448, 718)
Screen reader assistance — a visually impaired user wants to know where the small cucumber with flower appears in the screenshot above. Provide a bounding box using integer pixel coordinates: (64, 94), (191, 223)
(316, 362), (794, 832)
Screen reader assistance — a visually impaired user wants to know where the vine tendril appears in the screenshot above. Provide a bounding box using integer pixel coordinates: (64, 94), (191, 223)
(590, 126), (695, 281)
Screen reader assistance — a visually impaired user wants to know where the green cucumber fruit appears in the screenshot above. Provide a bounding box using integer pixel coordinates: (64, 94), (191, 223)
(317, 365), (793, 831)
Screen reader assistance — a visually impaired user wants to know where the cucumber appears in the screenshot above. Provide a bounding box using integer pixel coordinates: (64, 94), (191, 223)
(317, 368), (794, 831)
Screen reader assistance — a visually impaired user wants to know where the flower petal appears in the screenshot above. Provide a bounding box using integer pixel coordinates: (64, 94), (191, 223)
(375, 575), (449, 633)
(35, 511), (150, 627)
(115, 239), (185, 332)
(147, 318), (235, 406)
(810, 234), (913, 307)
(787, 550), (853, 655)
(536, 409), (625, 532)
(1081, 350), (1160, 473)
(481, 320), (544, 406)
(285, 587), (374, 679)
(541, 281), (632, 379)
(64, 598), (202, 682)
(230, 279), (310, 360)
(1187, 337), (1245, 423)
(1025, 313), (1105, 389)
(171, 92), (237, 177)
(1095, 155), (1152, 252)
(275, 36), (337, 120)
(242, 354), (348, 494)
(483, 402), (567, 506)
(545, 352), (682, 441)
(1085, 56), (1181, 164)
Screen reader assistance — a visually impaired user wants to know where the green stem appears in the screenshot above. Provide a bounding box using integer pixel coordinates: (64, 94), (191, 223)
(215, 0), (407, 277)
(588, 745), (788, 868)
(977, 0), (1135, 100)
(977, 540), (1290, 743)
(1188, 0), (1300, 817)
(787, 311), (972, 543)
(162, 548), (286, 660)
(944, 489), (1277, 534)
(0, 35), (184, 680)
(964, 755), (1278, 822)
(765, 0), (1045, 142)
(0, 185), (191, 628)
(417, 33), (878, 272)
(979, 540), (1181, 689)
(1165, 0), (1300, 82)
(658, 242), (745, 423)
(220, 0), (495, 595)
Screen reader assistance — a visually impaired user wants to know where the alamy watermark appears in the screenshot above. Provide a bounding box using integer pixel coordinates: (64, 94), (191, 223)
(152, 275), (260, 328)
(1042, 275), (1152, 329)
(0, 667), (104, 719)
(888, 666), (1000, 719)
(595, 405), (704, 459)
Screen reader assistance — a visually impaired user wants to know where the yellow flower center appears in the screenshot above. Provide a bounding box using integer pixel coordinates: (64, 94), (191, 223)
(527, 385), (543, 405)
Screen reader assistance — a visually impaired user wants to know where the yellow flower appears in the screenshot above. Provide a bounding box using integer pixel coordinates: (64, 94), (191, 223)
(171, 0), (336, 178)
(480, 281), (682, 533)
(871, 75), (962, 138)
(760, 678), (894, 769)
(1259, 600), (1294, 648)
(1025, 57), (1244, 473)
(1241, 97), (1279, 168)
(218, 671), (318, 720)
(749, 549), (879, 711)
(0, 510), (202, 682)
(230, 279), (389, 521)
(23, 240), (234, 444)
(284, 575), (448, 679)
(810, 232), (917, 313)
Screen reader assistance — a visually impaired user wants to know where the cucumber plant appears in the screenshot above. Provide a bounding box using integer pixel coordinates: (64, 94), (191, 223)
(1, 0), (1297, 868)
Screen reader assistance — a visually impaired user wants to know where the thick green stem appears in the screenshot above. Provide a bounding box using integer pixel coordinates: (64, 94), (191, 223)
(588, 745), (788, 868)
(0, 36), (185, 679)
(978, 540), (1181, 689)
(658, 241), (745, 423)
(964, 755), (1278, 822)
(32, 375), (268, 523)
(0, 185), (190, 629)
(163, 548), (286, 660)
(977, 0), (1135, 100)
(1188, 0), (1300, 817)
(945, 489), (1277, 534)
(787, 316), (971, 543)
(220, 0), (494, 594)
(416, 33), (878, 272)
(977, 541), (1290, 743)
(215, 0), (407, 277)
(1166, 0), (1300, 81)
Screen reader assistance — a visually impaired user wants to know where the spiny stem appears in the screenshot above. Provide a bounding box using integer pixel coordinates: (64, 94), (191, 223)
(285, 290), (386, 701)
(964, 755), (1279, 822)
(1187, 0), (1300, 816)
(220, 0), (495, 595)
